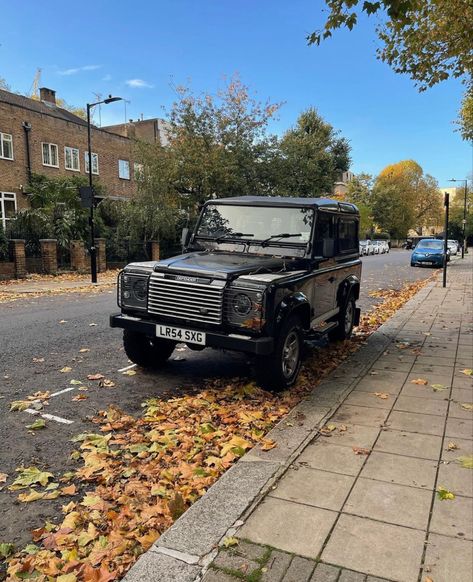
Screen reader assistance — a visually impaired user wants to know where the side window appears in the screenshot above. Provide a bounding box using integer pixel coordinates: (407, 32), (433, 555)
(314, 212), (335, 256)
(338, 218), (358, 253)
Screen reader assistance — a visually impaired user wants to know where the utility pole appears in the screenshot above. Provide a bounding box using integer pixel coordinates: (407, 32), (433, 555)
(443, 193), (449, 288)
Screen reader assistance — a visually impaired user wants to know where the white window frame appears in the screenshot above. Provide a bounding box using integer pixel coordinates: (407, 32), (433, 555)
(0, 132), (14, 160)
(42, 142), (59, 168)
(118, 159), (130, 180)
(84, 151), (99, 175)
(0, 192), (17, 230)
(64, 146), (80, 172)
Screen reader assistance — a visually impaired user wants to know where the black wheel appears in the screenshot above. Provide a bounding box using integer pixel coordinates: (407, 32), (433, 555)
(255, 315), (303, 392)
(329, 295), (356, 342)
(410, 262), (415, 267)
(123, 330), (175, 369)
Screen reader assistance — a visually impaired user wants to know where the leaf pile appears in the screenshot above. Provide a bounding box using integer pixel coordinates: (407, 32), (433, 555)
(4, 279), (430, 581)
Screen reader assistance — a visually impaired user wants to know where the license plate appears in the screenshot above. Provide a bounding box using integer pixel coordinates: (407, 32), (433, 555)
(424, 261), (433, 265)
(156, 325), (206, 345)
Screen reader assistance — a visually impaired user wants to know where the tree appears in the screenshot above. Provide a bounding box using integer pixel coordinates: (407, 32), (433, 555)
(0, 77), (11, 91)
(458, 87), (473, 142)
(371, 160), (443, 237)
(309, 1), (473, 139)
(345, 174), (375, 236)
(278, 108), (351, 197)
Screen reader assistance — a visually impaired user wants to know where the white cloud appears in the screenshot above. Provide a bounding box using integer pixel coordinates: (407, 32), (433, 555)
(125, 78), (154, 89)
(58, 65), (102, 76)
(102, 74), (112, 82)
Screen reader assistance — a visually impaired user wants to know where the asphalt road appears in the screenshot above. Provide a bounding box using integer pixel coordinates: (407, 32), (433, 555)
(0, 249), (436, 549)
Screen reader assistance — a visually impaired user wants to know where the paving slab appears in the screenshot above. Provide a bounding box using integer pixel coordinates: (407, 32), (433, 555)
(343, 477), (432, 529)
(370, 360), (414, 373)
(451, 387), (473, 403)
(269, 466), (354, 511)
(440, 437), (473, 460)
(449, 399), (473, 420)
(282, 555), (315, 582)
(374, 429), (442, 460)
(330, 404), (390, 428)
(309, 563), (340, 582)
(238, 497), (337, 559)
(338, 570), (366, 582)
(445, 417), (473, 440)
(213, 549), (260, 576)
(297, 441), (367, 476)
(202, 570), (239, 582)
(386, 410), (445, 436)
(399, 383), (451, 400)
(261, 550), (292, 582)
(437, 462), (473, 497)
(122, 550), (199, 582)
(394, 394), (449, 416)
(423, 532), (473, 582)
(359, 450), (437, 489)
(322, 514), (426, 582)
(430, 494), (473, 540)
(318, 423), (380, 449)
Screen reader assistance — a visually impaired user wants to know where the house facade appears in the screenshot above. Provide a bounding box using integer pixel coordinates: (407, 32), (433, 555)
(0, 87), (138, 230)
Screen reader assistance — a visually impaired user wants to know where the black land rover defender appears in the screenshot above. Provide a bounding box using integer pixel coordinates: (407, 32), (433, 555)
(110, 196), (361, 391)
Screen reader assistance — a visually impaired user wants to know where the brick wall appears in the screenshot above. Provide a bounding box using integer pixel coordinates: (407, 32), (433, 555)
(0, 96), (138, 214)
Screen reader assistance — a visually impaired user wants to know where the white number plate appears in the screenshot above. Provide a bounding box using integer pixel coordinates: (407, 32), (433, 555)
(156, 325), (206, 345)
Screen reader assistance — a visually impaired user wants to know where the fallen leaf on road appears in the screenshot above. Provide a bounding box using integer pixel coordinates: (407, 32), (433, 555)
(70, 379), (83, 385)
(18, 489), (61, 503)
(72, 394), (88, 402)
(456, 456), (473, 469)
(9, 467), (54, 490)
(0, 543), (14, 558)
(26, 419), (46, 430)
(0, 473), (8, 483)
(60, 366), (72, 373)
(447, 442), (458, 451)
(10, 400), (31, 412)
(437, 486), (455, 500)
(60, 484), (77, 496)
(352, 447), (371, 455)
(79, 348), (90, 353)
(122, 369), (137, 376)
(460, 369), (472, 376)
(100, 379), (116, 388)
(32, 357), (45, 363)
(87, 374), (104, 380)
(460, 403), (473, 411)
(431, 384), (447, 392)
(320, 423), (337, 434)
(424, 577), (434, 582)
(260, 438), (277, 451)
(373, 392), (389, 399)
(28, 391), (50, 401)
(57, 575), (77, 582)
(222, 537), (239, 548)
(411, 378), (428, 385)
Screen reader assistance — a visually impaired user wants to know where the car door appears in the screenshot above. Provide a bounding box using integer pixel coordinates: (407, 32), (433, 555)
(310, 211), (338, 320)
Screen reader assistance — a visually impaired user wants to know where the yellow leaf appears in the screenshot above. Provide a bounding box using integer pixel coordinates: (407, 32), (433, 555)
(437, 486), (455, 500)
(57, 573), (77, 582)
(60, 366), (72, 373)
(373, 392), (389, 399)
(18, 489), (45, 503)
(460, 403), (473, 411)
(220, 436), (251, 457)
(456, 456), (473, 469)
(123, 369), (137, 376)
(260, 438), (277, 451)
(222, 537), (239, 548)
(460, 369), (472, 376)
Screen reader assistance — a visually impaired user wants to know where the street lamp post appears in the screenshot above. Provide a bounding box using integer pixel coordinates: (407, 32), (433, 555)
(86, 95), (122, 283)
(448, 178), (469, 259)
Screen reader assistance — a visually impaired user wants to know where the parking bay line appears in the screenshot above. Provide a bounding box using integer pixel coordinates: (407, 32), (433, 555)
(24, 409), (74, 425)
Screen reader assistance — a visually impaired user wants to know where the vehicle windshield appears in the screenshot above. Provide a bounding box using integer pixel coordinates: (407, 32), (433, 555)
(196, 204), (314, 245)
(416, 240), (443, 250)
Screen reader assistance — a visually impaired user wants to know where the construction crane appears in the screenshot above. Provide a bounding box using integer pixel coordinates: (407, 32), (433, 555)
(29, 68), (42, 99)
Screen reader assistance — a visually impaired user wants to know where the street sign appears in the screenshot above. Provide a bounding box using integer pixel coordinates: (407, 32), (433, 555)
(79, 186), (94, 208)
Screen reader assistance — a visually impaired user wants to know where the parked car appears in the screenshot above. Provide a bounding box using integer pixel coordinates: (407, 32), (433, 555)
(372, 240), (389, 254)
(411, 239), (449, 268)
(359, 240), (369, 255)
(447, 240), (460, 255)
(111, 196), (362, 391)
(360, 240), (374, 255)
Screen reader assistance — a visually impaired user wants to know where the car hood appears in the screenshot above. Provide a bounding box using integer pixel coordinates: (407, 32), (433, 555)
(154, 251), (296, 280)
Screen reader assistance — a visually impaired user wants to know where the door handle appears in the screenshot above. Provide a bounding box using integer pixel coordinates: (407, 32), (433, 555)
(329, 276), (335, 283)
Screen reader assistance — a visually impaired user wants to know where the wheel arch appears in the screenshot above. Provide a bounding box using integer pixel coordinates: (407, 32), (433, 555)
(275, 291), (311, 332)
(336, 275), (360, 307)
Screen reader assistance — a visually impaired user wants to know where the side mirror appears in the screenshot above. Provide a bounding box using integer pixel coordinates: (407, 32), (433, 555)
(181, 227), (191, 249)
(322, 238), (335, 258)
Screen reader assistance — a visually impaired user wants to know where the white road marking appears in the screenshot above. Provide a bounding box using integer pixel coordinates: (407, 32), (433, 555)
(24, 409), (74, 425)
(118, 363), (137, 372)
(49, 387), (76, 398)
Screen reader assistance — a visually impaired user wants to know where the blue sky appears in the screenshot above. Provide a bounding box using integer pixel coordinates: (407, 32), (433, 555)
(1, 0), (471, 187)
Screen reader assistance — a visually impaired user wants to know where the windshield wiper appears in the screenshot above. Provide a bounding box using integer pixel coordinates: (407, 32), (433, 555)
(260, 233), (302, 247)
(214, 232), (254, 243)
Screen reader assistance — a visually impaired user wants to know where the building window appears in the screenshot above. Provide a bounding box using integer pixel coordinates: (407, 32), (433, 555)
(118, 159), (130, 180)
(85, 152), (99, 175)
(0, 132), (13, 160)
(65, 147), (80, 171)
(42, 143), (59, 167)
(0, 192), (17, 230)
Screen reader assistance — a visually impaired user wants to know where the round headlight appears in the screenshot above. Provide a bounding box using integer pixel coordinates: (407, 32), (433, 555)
(133, 279), (147, 301)
(233, 293), (252, 315)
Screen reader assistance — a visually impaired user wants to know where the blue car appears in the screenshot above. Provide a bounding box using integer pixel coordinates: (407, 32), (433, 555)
(411, 239), (448, 268)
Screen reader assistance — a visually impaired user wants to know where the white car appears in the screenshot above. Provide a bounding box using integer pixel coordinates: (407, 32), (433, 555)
(375, 240), (390, 254)
(447, 240), (460, 255)
(359, 240), (374, 255)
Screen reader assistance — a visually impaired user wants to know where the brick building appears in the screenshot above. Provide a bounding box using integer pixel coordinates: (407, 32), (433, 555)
(104, 117), (170, 146)
(0, 87), (138, 230)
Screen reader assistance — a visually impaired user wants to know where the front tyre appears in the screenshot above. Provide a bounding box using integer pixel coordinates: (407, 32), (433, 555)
(123, 330), (175, 369)
(329, 296), (356, 342)
(255, 315), (303, 392)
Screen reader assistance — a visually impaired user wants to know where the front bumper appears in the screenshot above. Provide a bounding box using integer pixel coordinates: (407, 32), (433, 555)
(411, 255), (443, 266)
(110, 313), (274, 355)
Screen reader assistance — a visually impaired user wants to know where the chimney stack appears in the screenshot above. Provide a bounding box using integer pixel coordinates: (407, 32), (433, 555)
(39, 87), (56, 105)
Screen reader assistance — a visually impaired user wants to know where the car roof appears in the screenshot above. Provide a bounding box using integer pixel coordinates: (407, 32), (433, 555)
(208, 196), (359, 214)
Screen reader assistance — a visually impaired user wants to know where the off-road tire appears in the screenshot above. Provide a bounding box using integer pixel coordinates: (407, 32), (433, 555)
(123, 330), (175, 369)
(329, 295), (356, 342)
(255, 315), (303, 392)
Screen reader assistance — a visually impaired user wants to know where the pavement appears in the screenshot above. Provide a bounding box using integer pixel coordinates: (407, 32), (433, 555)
(120, 255), (472, 582)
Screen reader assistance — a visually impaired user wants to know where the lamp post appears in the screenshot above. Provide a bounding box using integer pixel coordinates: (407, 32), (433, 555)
(448, 178), (469, 259)
(86, 95), (123, 283)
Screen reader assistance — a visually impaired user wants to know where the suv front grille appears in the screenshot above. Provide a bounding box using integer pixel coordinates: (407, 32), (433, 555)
(148, 273), (225, 325)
